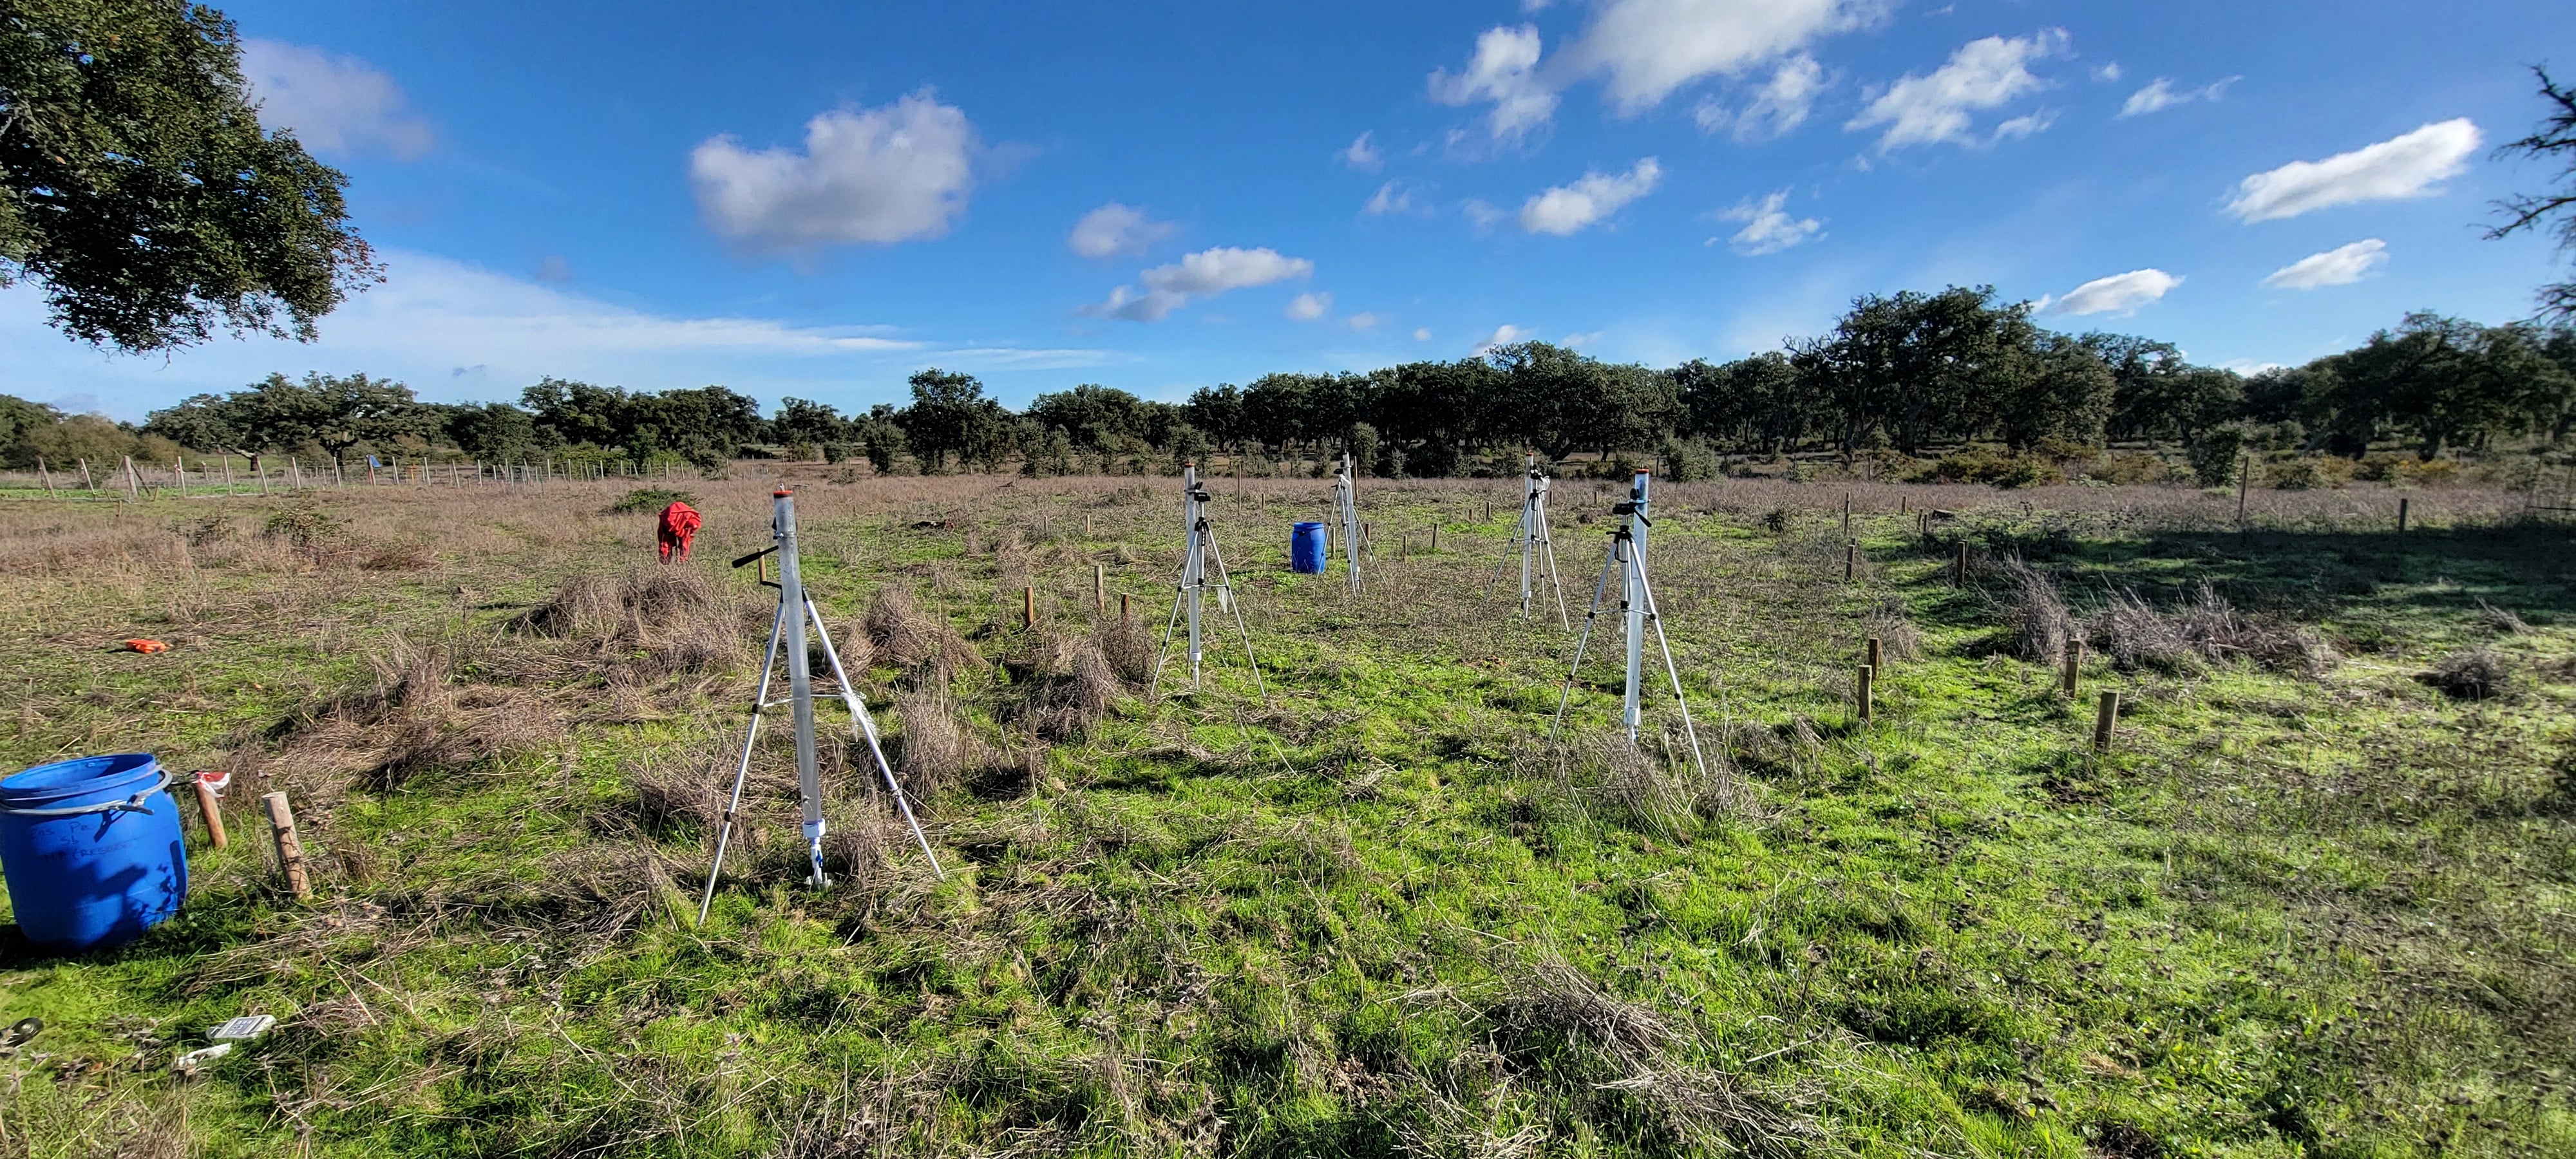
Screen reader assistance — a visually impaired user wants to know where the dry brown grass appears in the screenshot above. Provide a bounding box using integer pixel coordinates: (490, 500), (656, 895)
(2089, 584), (2336, 677)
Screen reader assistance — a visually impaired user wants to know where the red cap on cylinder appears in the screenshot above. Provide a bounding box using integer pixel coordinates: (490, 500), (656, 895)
(774, 489), (793, 497)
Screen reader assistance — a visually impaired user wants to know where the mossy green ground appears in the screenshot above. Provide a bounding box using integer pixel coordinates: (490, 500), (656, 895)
(0, 477), (2570, 1157)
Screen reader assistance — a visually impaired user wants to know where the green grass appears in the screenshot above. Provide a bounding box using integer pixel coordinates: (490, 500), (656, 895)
(1, 478), (2570, 1157)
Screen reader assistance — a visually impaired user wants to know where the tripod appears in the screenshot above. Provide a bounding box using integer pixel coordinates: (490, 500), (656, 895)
(1334, 453), (1363, 592)
(1488, 452), (1569, 626)
(1549, 470), (1711, 777)
(697, 489), (941, 927)
(1152, 464), (1265, 696)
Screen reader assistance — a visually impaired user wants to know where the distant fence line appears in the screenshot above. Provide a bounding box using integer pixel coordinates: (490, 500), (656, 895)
(0, 454), (697, 500)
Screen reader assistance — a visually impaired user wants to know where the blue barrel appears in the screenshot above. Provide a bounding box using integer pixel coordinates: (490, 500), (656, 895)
(1, 755), (189, 954)
(1289, 522), (1328, 574)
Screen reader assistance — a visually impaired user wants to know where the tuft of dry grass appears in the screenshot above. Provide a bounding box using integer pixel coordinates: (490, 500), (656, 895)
(893, 686), (994, 802)
(1993, 557), (2076, 663)
(2421, 649), (2512, 700)
(863, 583), (981, 678)
(2088, 583), (2336, 677)
(2477, 599), (2532, 635)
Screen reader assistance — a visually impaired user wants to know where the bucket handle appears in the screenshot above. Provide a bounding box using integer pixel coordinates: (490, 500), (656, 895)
(2, 767), (171, 818)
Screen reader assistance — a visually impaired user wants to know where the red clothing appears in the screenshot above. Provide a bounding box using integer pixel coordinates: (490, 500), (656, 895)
(657, 502), (701, 562)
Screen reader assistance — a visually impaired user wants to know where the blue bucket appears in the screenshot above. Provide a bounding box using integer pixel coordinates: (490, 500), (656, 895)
(1, 754), (189, 953)
(1289, 522), (1327, 574)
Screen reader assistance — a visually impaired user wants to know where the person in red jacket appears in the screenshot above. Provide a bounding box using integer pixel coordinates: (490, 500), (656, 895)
(658, 501), (701, 563)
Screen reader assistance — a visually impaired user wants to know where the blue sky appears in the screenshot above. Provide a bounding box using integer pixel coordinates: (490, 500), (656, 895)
(6, 0), (2573, 420)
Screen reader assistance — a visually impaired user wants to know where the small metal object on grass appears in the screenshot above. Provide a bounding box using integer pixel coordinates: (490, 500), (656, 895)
(209, 1015), (273, 1041)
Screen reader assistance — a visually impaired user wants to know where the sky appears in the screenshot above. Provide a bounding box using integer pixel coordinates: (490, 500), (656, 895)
(5, 0), (2573, 420)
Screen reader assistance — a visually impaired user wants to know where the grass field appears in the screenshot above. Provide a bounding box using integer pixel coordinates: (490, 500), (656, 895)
(0, 468), (2569, 1158)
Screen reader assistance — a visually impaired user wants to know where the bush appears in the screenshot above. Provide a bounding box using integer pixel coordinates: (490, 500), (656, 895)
(606, 487), (695, 514)
(2188, 428), (2244, 487)
(1654, 435), (1719, 482)
(2263, 457), (2351, 490)
(1915, 446), (2063, 488)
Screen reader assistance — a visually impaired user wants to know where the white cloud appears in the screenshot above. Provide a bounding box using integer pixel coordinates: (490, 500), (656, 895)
(2224, 119), (2480, 223)
(2262, 239), (2389, 289)
(1563, 0), (1874, 113)
(1845, 28), (2068, 151)
(1520, 158), (1662, 235)
(1464, 199), (1508, 231)
(1347, 312), (1383, 332)
(1698, 54), (1830, 140)
(1429, 25), (1557, 141)
(1992, 111), (2054, 140)
(2044, 269), (2181, 316)
(1083, 247), (1314, 323)
(1474, 324), (1532, 353)
(1365, 181), (1425, 216)
(2091, 62), (2122, 82)
(239, 39), (436, 159)
(1341, 131), (1384, 171)
(1413, 327), (1434, 341)
(2119, 75), (2238, 118)
(1067, 203), (1177, 259)
(1287, 292), (1333, 321)
(1562, 330), (1604, 348)
(0, 249), (1120, 419)
(688, 90), (977, 254)
(1717, 189), (1823, 254)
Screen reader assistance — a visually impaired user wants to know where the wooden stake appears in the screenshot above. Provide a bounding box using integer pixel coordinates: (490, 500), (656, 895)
(1856, 664), (1873, 724)
(1954, 542), (1969, 586)
(79, 458), (94, 492)
(2235, 450), (2250, 525)
(122, 455), (140, 498)
(2091, 690), (2119, 753)
(1094, 563), (1105, 613)
(36, 458), (55, 498)
(1120, 592), (1131, 623)
(2061, 639), (2081, 697)
(1023, 586), (1035, 629)
(222, 457), (234, 491)
(1430, 525), (1439, 552)
(1866, 636), (1882, 675)
(1844, 540), (1856, 581)
(191, 775), (227, 849)
(262, 792), (311, 900)
(2397, 496), (2409, 534)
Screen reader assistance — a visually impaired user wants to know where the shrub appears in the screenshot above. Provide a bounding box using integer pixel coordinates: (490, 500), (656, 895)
(2188, 428), (2245, 487)
(1915, 446), (2064, 488)
(2263, 457), (2351, 491)
(606, 487), (694, 514)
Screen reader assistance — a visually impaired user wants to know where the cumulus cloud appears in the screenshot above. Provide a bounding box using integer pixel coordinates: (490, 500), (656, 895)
(2119, 75), (2237, 117)
(2262, 239), (2388, 289)
(2224, 119), (2479, 223)
(1365, 181), (1425, 216)
(688, 90), (977, 254)
(1067, 203), (1177, 259)
(1562, 330), (1604, 348)
(1846, 28), (2068, 151)
(1083, 247), (1314, 323)
(239, 39), (437, 159)
(1342, 131), (1384, 171)
(1347, 312), (1383, 332)
(1429, 25), (1557, 140)
(1564, 0), (1873, 113)
(2091, 62), (2122, 82)
(1413, 327), (1434, 341)
(1716, 190), (1823, 254)
(1464, 199), (1509, 231)
(2043, 269), (2181, 316)
(1520, 158), (1662, 235)
(1696, 53), (1830, 140)
(1474, 324), (1532, 353)
(1286, 292), (1333, 321)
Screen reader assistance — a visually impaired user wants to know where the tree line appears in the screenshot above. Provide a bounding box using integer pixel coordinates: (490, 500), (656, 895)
(3, 292), (2571, 482)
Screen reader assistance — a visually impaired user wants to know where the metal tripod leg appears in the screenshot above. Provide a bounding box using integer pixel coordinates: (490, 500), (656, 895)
(1203, 531), (1267, 699)
(1549, 543), (1624, 739)
(697, 596), (788, 926)
(1630, 567), (1712, 782)
(1148, 530), (1194, 696)
(806, 598), (945, 880)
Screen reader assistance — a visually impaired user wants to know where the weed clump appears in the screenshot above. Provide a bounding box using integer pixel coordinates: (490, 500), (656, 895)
(1003, 630), (1122, 740)
(1994, 558), (2076, 663)
(893, 686), (996, 802)
(863, 584), (981, 677)
(2421, 649), (2511, 700)
(2477, 599), (2531, 635)
(2089, 584), (2335, 677)
(513, 567), (744, 683)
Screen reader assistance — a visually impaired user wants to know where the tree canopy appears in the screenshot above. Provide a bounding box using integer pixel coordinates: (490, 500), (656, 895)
(1, 0), (381, 353)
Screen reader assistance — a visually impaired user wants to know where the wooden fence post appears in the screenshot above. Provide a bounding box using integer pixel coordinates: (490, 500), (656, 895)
(1094, 563), (1105, 614)
(1844, 540), (1857, 582)
(262, 792), (311, 900)
(1866, 636), (1882, 675)
(36, 459), (55, 498)
(2397, 496), (2409, 534)
(1856, 664), (1873, 724)
(1120, 593), (1131, 624)
(1954, 542), (1969, 586)
(1023, 586), (1035, 630)
(121, 455), (140, 499)
(2061, 639), (2081, 697)
(2091, 691), (2119, 753)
